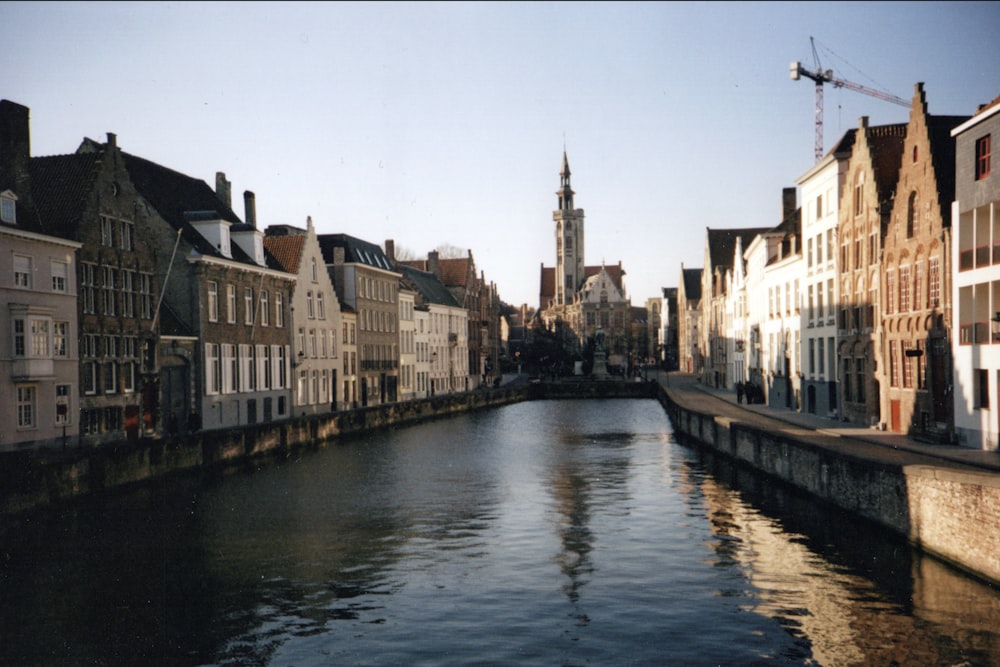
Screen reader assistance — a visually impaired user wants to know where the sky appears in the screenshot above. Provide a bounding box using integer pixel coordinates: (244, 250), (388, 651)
(3, 1), (999, 309)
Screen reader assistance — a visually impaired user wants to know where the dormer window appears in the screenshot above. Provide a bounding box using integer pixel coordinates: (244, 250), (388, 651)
(220, 227), (231, 256)
(0, 191), (16, 224)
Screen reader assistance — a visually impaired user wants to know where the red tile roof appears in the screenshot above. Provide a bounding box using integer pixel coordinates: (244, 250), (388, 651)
(263, 234), (304, 274)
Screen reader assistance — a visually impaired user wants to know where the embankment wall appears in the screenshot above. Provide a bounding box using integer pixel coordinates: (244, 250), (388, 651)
(657, 383), (1000, 586)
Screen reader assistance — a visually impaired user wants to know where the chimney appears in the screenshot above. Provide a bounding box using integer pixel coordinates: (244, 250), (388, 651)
(215, 172), (232, 208)
(333, 246), (346, 265)
(0, 100), (31, 189)
(427, 250), (440, 276)
(244, 190), (256, 229)
(106, 132), (117, 148)
(782, 187), (796, 222)
(384, 239), (395, 263)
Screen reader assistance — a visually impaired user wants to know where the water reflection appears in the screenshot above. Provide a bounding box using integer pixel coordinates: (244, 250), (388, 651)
(3, 401), (1000, 666)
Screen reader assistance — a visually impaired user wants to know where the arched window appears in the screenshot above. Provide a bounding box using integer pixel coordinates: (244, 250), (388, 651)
(853, 171), (865, 217)
(906, 191), (918, 238)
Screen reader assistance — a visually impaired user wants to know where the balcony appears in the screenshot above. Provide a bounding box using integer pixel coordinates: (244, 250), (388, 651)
(11, 357), (54, 380)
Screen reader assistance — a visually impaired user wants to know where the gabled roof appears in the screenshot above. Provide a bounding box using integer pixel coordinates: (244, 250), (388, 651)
(24, 153), (100, 238)
(399, 265), (459, 307)
(682, 267), (702, 300)
(263, 234), (304, 274)
(584, 263), (624, 292)
(925, 113), (971, 220)
(317, 233), (395, 271)
(706, 227), (769, 271)
(123, 151), (285, 270)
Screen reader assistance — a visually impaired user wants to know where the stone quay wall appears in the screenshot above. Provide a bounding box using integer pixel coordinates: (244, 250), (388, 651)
(656, 383), (1000, 586)
(0, 380), (657, 517)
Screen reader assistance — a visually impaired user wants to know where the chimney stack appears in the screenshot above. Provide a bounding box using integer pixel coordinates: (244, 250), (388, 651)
(244, 190), (256, 229)
(384, 239), (395, 263)
(0, 100), (31, 190)
(427, 250), (440, 276)
(106, 132), (117, 148)
(215, 172), (232, 208)
(782, 187), (796, 222)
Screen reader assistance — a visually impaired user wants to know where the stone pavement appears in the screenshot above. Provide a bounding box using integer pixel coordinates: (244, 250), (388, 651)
(658, 371), (1000, 474)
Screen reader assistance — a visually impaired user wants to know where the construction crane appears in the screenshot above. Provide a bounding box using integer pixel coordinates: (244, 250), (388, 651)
(790, 37), (910, 162)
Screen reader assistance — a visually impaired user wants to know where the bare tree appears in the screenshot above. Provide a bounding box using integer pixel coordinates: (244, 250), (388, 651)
(435, 243), (467, 259)
(392, 244), (418, 261)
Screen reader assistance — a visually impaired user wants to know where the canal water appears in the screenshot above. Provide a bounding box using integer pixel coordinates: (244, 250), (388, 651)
(3, 398), (1000, 666)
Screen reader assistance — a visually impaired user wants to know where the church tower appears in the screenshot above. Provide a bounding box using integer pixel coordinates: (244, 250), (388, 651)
(553, 150), (585, 305)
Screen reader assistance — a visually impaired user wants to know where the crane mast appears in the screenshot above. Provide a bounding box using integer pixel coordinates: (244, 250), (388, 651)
(790, 37), (909, 162)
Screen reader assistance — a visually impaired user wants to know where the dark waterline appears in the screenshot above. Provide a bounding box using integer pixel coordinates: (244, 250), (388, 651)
(3, 399), (1000, 666)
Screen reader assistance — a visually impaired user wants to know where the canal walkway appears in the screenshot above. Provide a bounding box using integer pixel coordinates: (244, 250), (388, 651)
(659, 371), (1000, 474)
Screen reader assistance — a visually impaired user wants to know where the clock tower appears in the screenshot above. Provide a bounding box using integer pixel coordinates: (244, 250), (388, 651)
(553, 150), (585, 306)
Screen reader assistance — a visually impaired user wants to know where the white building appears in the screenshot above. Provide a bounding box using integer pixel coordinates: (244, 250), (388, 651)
(952, 94), (1000, 448)
(398, 284), (417, 401)
(0, 195), (82, 450)
(796, 130), (854, 417)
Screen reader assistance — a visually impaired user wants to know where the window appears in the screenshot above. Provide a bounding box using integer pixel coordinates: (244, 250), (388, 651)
(260, 290), (269, 326)
(82, 263), (96, 314)
(853, 171), (865, 217)
(227, 284), (237, 323)
(976, 135), (991, 181)
(121, 270), (135, 317)
(12, 318), (26, 356)
(31, 319), (50, 357)
(139, 273), (154, 319)
(906, 192), (918, 238)
(100, 216), (114, 247)
(902, 343), (914, 389)
(83, 361), (98, 395)
(929, 257), (941, 307)
(886, 271), (896, 314)
(311, 257), (318, 282)
(51, 260), (68, 292)
(244, 287), (254, 324)
(122, 361), (136, 393)
(914, 262), (924, 311)
(899, 265), (910, 312)
(120, 220), (134, 251)
(975, 369), (989, 408)
(223, 344), (238, 394)
(889, 341), (899, 387)
(276, 346), (287, 389)
(0, 191), (16, 223)
(55, 384), (70, 425)
(102, 266), (117, 316)
(206, 343), (221, 394)
(275, 292), (284, 327)
(103, 360), (117, 394)
(317, 292), (325, 320)
(307, 291), (315, 318)
(207, 281), (219, 322)
(53, 321), (68, 357)
(297, 328), (306, 357)
(856, 359), (866, 403)
(13, 254), (31, 288)
(261, 345), (272, 390)
(16, 385), (35, 429)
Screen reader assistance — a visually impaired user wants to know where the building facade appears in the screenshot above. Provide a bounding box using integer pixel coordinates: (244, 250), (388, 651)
(953, 93), (1000, 448)
(881, 84), (966, 437)
(265, 217), (344, 417)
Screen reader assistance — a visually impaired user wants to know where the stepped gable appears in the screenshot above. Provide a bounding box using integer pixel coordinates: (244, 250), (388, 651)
(926, 114), (972, 224)
(438, 257), (470, 288)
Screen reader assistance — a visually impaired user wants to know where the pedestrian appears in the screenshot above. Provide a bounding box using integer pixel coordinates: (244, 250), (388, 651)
(736, 381), (744, 404)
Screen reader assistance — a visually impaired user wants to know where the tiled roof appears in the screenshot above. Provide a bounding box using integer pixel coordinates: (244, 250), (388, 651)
(438, 257), (470, 288)
(26, 153), (100, 238)
(263, 234), (304, 274)
(400, 265), (459, 307)
(584, 264), (624, 292)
